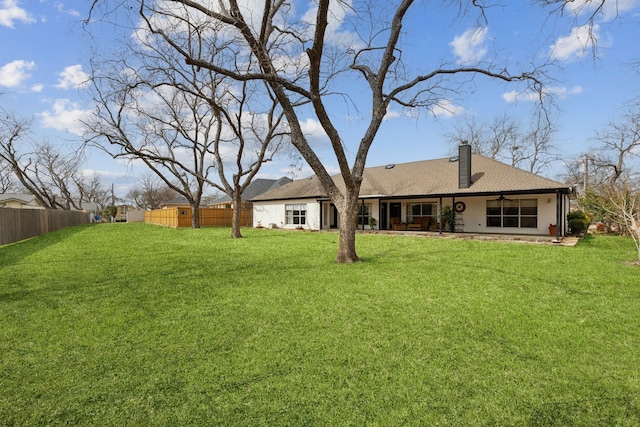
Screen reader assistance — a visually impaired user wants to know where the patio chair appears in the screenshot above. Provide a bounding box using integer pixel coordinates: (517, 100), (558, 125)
(420, 217), (432, 231)
(390, 217), (405, 231)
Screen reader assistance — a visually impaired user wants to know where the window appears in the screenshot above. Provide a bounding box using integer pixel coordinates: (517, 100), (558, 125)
(520, 199), (538, 228)
(407, 202), (437, 224)
(358, 204), (371, 226)
(486, 199), (537, 228)
(285, 203), (306, 225)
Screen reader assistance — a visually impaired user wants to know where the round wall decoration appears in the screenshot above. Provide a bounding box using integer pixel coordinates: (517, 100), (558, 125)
(454, 201), (466, 213)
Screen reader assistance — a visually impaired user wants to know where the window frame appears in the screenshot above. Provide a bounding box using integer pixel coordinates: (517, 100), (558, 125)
(486, 198), (538, 229)
(406, 202), (437, 224)
(285, 203), (307, 225)
(357, 203), (372, 227)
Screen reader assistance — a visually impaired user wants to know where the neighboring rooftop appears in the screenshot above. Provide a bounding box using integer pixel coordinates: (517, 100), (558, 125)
(214, 177), (293, 203)
(0, 193), (40, 205)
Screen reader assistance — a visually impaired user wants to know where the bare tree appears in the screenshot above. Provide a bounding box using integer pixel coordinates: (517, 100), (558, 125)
(127, 175), (179, 210)
(33, 143), (85, 210)
(591, 110), (640, 187)
(76, 172), (111, 212)
(89, 0), (552, 262)
(1, 109), (87, 209)
(565, 110), (640, 194)
(567, 108), (640, 244)
(87, 25), (288, 235)
(601, 185), (640, 263)
(447, 112), (557, 174)
(0, 158), (16, 193)
(0, 109), (29, 194)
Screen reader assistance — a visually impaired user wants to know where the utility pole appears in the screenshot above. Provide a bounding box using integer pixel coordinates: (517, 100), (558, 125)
(584, 154), (589, 193)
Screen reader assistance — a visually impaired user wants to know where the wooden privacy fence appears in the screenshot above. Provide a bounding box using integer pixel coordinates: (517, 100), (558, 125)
(0, 208), (90, 246)
(145, 207), (252, 228)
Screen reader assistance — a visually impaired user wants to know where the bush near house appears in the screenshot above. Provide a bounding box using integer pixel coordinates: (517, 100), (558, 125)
(567, 210), (591, 235)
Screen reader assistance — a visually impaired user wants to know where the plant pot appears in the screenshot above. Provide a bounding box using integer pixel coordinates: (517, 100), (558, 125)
(549, 225), (557, 236)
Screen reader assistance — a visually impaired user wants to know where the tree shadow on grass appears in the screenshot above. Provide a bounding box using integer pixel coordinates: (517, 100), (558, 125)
(0, 224), (96, 268)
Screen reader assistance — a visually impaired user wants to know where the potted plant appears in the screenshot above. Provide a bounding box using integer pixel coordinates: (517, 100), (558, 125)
(369, 217), (377, 230)
(442, 205), (455, 232)
(255, 220), (264, 229)
(548, 224), (557, 236)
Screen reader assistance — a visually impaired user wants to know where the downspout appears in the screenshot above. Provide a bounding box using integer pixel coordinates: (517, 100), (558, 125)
(361, 199), (365, 231)
(318, 199), (323, 231)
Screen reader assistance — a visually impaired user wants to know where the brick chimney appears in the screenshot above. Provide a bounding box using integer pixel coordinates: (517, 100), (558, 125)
(459, 142), (472, 189)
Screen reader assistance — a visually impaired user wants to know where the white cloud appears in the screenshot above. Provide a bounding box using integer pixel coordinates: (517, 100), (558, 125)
(37, 99), (91, 136)
(565, 0), (640, 22)
(504, 88), (544, 103)
(55, 65), (90, 89)
(0, 0), (34, 28)
(502, 85), (583, 103)
(431, 99), (465, 117)
(301, 0), (361, 50)
(0, 59), (35, 87)
(299, 117), (331, 149)
(383, 109), (403, 121)
(31, 83), (43, 92)
(548, 85), (584, 98)
(450, 27), (489, 65)
(53, 1), (81, 18)
(549, 24), (600, 61)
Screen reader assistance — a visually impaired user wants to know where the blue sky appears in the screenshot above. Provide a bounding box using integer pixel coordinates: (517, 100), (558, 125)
(1, 0), (639, 198)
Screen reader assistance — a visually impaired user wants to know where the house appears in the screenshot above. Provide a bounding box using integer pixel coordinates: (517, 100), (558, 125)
(250, 144), (575, 237)
(210, 177), (293, 209)
(160, 196), (191, 209)
(0, 194), (101, 213)
(0, 193), (45, 209)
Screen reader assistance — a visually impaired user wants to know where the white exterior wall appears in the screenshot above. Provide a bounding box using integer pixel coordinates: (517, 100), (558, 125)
(255, 193), (569, 235)
(319, 199), (381, 230)
(452, 195), (558, 235)
(391, 194), (565, 235)
(253, 198), (321, 230)
(126, 208), (146, 222)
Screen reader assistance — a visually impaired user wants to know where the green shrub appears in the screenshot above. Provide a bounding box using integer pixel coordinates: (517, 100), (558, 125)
(567, 210), (591, 235)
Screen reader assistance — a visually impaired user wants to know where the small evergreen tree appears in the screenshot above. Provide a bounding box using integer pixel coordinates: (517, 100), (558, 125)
(103, 206), (117, 222)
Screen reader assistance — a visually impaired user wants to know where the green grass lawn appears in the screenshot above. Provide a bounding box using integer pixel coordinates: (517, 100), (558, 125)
(1, 223), (639, 425)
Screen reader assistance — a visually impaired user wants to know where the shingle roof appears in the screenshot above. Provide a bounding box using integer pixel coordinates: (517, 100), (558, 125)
(215, 177), (293, 203)
(162, 196), (190, 206)
(251, 155), (571, 201)
(0, 193), (40, 205)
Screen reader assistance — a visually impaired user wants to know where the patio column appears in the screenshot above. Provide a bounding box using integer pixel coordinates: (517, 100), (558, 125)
(555, 190), (562, 239)
(451, 196), (456, 233)
(438, 197), (443, 235)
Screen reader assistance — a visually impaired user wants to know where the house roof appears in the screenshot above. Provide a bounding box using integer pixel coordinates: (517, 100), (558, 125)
(251, 155), (573, 202)
(215, 177), (293, 203)
(0, 193), (40, 204)
(162, 196), (190, 207)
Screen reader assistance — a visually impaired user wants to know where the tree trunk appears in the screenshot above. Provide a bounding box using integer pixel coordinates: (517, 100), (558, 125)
(335, 190), (360, 263)
(191, 202), (201, 228)
(230, 192), (243, 238)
